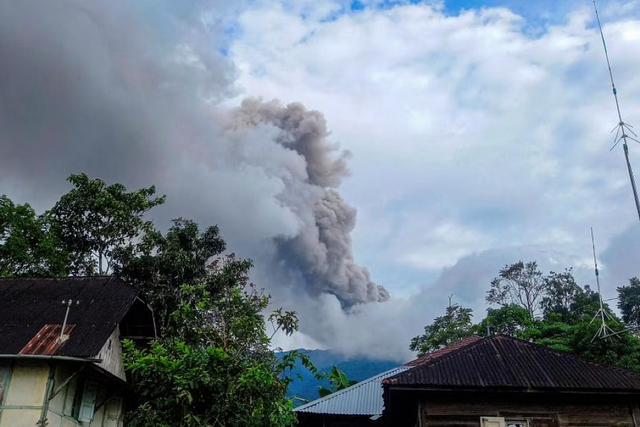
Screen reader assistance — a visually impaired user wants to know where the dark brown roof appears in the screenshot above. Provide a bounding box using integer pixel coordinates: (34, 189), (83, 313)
(384, 334), (640, 392)
(0, 277), (138, 358)
(403, 336), (483, 367)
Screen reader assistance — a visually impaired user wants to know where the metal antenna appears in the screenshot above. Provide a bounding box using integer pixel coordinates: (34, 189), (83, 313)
(589, 228), (618, 341)
(593, 1), (640, 221)
(58, 299), (80, 344)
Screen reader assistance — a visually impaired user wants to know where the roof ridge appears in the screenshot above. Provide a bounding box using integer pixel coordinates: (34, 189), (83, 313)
(404, 335), (483, 366)
(0, 276), (140, 295)
(408, 335), (491, 371)
(294, 366), (408, 411)
(495, 334), (640, 378)
(0, 275), (114, 280)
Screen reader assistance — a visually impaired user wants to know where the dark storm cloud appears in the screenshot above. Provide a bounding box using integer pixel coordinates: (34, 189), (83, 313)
(0, 0), (388, 306)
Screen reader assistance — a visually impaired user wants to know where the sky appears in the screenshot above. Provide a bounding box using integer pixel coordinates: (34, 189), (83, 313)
(1, 0), (640, 362)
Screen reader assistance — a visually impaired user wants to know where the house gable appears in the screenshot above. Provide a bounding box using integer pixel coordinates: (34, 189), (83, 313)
(0, 277), (140, 358)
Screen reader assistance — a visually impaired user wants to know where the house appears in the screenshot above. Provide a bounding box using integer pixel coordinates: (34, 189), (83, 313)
(382, 334), (640, 427)
(295, 337), (483, 427)
(0, 277), (156, 427)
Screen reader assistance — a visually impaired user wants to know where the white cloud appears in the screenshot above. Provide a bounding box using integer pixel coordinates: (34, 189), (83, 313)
(229, 0), (640, 355)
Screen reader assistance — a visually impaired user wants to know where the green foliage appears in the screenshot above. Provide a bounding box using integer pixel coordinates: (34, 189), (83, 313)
(116, 218), (227, 334)
(123, 264), (301, 427)
(0, 196), (70, 276)
(48, 173), (165, 275)
(618, 277), (640, 328)
(475, 304), (533, 337)
(487, 261), (545, 320)
(410, 304), (474, 357)
(317, 366), (358, 398)
(120, 221), (307, 426)
(540, 268), (583, 324)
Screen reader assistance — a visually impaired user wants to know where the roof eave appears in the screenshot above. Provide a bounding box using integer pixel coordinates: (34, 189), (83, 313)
(0, 354), (102, 363)
(385, 385), (640, 395)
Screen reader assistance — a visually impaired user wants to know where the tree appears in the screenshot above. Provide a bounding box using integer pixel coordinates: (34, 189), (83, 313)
(475, 304), (533, 337)
(410, 304), (474, 357)
(115, 218), (226, 334)
(486, 261), (545, 320)
(540, 268), (583, 324)
(48, 173), (165, 275)
(570, 285), (607, 321)
(0, 196), (69, 276)
(618, 278), (640, 330)
(123, 253), (302, 427)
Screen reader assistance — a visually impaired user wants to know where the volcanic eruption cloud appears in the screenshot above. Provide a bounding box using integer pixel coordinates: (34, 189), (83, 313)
(0, 0), (389, 344)
(229, 99), (390, 306)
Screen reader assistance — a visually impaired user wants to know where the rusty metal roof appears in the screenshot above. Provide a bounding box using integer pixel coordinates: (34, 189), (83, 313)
(0, 277), (138, 358)
(19, 324), (76, 355)
(384, 335), (640, 392)
(403, 336), (482, 367)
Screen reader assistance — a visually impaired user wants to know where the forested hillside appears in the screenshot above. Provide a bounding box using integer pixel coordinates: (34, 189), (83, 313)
(277, 349), (398, 405)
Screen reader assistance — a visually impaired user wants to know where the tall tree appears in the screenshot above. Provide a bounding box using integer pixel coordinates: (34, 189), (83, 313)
(115, 218), (226, 334)
(541, 268), (583, 324)
(475, 304), (533, 337)
(570, 285), (607, 321)
(123, 252), (302, 427)
(618, 278), (640, 331)
(410, 304), (474, 357)
(48, 173), (165, 275)
(486, 261), (545, 320)
(0, 196), (69, 276)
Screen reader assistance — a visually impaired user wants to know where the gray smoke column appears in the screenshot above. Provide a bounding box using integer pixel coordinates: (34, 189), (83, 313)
(229, 98), (390, 305)
(0, 0), (388, 309)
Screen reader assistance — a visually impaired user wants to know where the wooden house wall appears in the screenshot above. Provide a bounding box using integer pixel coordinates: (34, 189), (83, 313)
(296, 412), (383, 427)
(96, 326), (126, 381)
(385, 390), (640, 427)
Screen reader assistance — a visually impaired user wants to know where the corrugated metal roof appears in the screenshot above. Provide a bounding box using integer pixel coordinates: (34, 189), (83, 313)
(19, 324), (76, 355)
(294, 366), (411, 416)
(0, 276), (138, 358)
(384, 335), (640, 392)
(403, 336), (482, 367)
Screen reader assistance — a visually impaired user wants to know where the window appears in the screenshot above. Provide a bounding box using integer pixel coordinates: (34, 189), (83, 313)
(0, 364), (11, 403)
(71, 379), (98, 423)
(481, 417), (506, 427)
(507, 420), (529, 427)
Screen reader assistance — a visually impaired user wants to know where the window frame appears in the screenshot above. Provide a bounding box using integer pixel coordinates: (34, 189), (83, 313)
(0, 363), (12, 404)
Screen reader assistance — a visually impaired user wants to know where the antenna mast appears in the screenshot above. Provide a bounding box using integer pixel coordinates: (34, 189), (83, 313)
(593, 1), (640, 221)
(589, 227), (617, 341)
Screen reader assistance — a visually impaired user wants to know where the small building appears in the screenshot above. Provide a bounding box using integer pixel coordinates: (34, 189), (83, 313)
(0, 277), (156, 427)
(382, 334), (640, 427)
(295, 366), (411, 427)
(295, 337), (483, 427)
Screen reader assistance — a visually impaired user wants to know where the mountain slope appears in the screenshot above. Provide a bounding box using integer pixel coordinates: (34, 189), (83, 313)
(277, 349), (399, 406)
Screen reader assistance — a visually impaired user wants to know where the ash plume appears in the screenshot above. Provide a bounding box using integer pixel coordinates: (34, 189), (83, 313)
(0, 0), (387, 312)
(229, 99), (390, 305)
